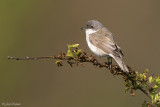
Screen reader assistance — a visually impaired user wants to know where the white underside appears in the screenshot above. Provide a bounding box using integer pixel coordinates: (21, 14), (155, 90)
(85, 29), (108, 57)
(85, 29), (129, 72)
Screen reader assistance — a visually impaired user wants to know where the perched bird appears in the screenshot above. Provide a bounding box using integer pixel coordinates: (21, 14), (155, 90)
(81, 20), (129, 72)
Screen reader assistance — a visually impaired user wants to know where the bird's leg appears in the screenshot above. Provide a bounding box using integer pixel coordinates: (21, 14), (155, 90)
(106, 56), (112, 69)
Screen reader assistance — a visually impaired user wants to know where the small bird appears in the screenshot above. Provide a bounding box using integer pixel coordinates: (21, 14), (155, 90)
(81, 20), (129, 72)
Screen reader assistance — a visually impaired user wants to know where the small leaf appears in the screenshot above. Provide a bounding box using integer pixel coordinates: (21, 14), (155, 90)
(153, 85), (159, 89)
(139, 73), (144, 81)
(125, 86), (130, 93)
(74, 49), (83, 56)
(67, 50), (73, 58)
(124, 80), (131, 86)
(156, 77), (160, 85)
(145, 69), (149, 73)
(55, 60), (63, 66)
(142, 73), (147, 80)
(148, 76), (153, 84)
(136, 71), (139, 75)
(144, 82), (148, 88)
(150, 94), (154, 100)
(154, 94), (160, 104)
(150, 88), (157, 95)
(155, 94), (159, 100)
(152, 76), (156, 83)
(140, 73), (143, 78)
(67, 44), (79, 49)
(71, 44), (79, 48)
(55, 60), (60, 64)
(134, 83), (140, 89)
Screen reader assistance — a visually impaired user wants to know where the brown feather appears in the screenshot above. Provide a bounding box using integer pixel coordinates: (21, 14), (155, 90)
(89, 28), (123, 58)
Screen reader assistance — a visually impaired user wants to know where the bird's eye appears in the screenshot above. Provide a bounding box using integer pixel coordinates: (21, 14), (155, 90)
(91, 26), (93, 28)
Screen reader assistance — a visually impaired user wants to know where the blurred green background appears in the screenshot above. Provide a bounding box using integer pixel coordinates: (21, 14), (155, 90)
(1, 0), (160, 107)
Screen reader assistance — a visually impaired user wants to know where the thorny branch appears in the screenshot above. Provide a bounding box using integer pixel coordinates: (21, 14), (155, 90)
(8, 51), (151, 99)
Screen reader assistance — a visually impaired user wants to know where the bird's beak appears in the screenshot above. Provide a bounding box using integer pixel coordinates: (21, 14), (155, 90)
(81, 26), (87, 30)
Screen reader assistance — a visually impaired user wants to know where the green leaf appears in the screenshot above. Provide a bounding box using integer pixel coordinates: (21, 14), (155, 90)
(150, 94), (154, 100)
(74, 49), (83, 56)
(67, 50), (73, 58)
(55, 60), (63, 66)
(136, 71), (139, 75)
(142, 73), (147, 80)
(155, 94), (159, 100)
(153, 85), (159, 89)
(55, 60), (60, 64)
(156, 77), (160, 85)
(150, 88), (157, 95)
(154, 94), (160, 104)
(67, 44), (79, 49)
(145, 69), (149, 73)
(124, 80), (131, 86)
(148, 76), (153, 84)
(144, 82), (148, 88)
(140, 73), (143, 78)
(71, 44), (79, 48)
(125, 86), (130, 93)
(133, 83), (140, 89)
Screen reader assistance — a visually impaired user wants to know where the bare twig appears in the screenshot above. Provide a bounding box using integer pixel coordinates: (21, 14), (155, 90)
(8, 56), (54, 60)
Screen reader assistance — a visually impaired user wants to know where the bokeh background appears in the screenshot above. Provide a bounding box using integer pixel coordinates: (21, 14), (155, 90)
(1, 0), (160, 107)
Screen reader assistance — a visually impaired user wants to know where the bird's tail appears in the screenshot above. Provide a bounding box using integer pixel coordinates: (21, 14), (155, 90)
(112, 56), (129, 72)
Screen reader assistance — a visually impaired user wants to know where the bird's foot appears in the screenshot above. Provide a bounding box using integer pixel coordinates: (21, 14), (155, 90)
(106, 57), (112, 69)
(105, 61), (112, 69)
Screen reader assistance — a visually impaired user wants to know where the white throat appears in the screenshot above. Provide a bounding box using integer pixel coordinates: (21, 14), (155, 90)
(85, 29), (97, 35)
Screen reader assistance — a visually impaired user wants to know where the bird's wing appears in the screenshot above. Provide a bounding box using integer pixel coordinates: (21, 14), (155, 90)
(89, 28), (123, 57)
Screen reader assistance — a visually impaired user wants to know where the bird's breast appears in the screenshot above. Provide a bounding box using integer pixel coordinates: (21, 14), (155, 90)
(85, 29), (107, 57)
